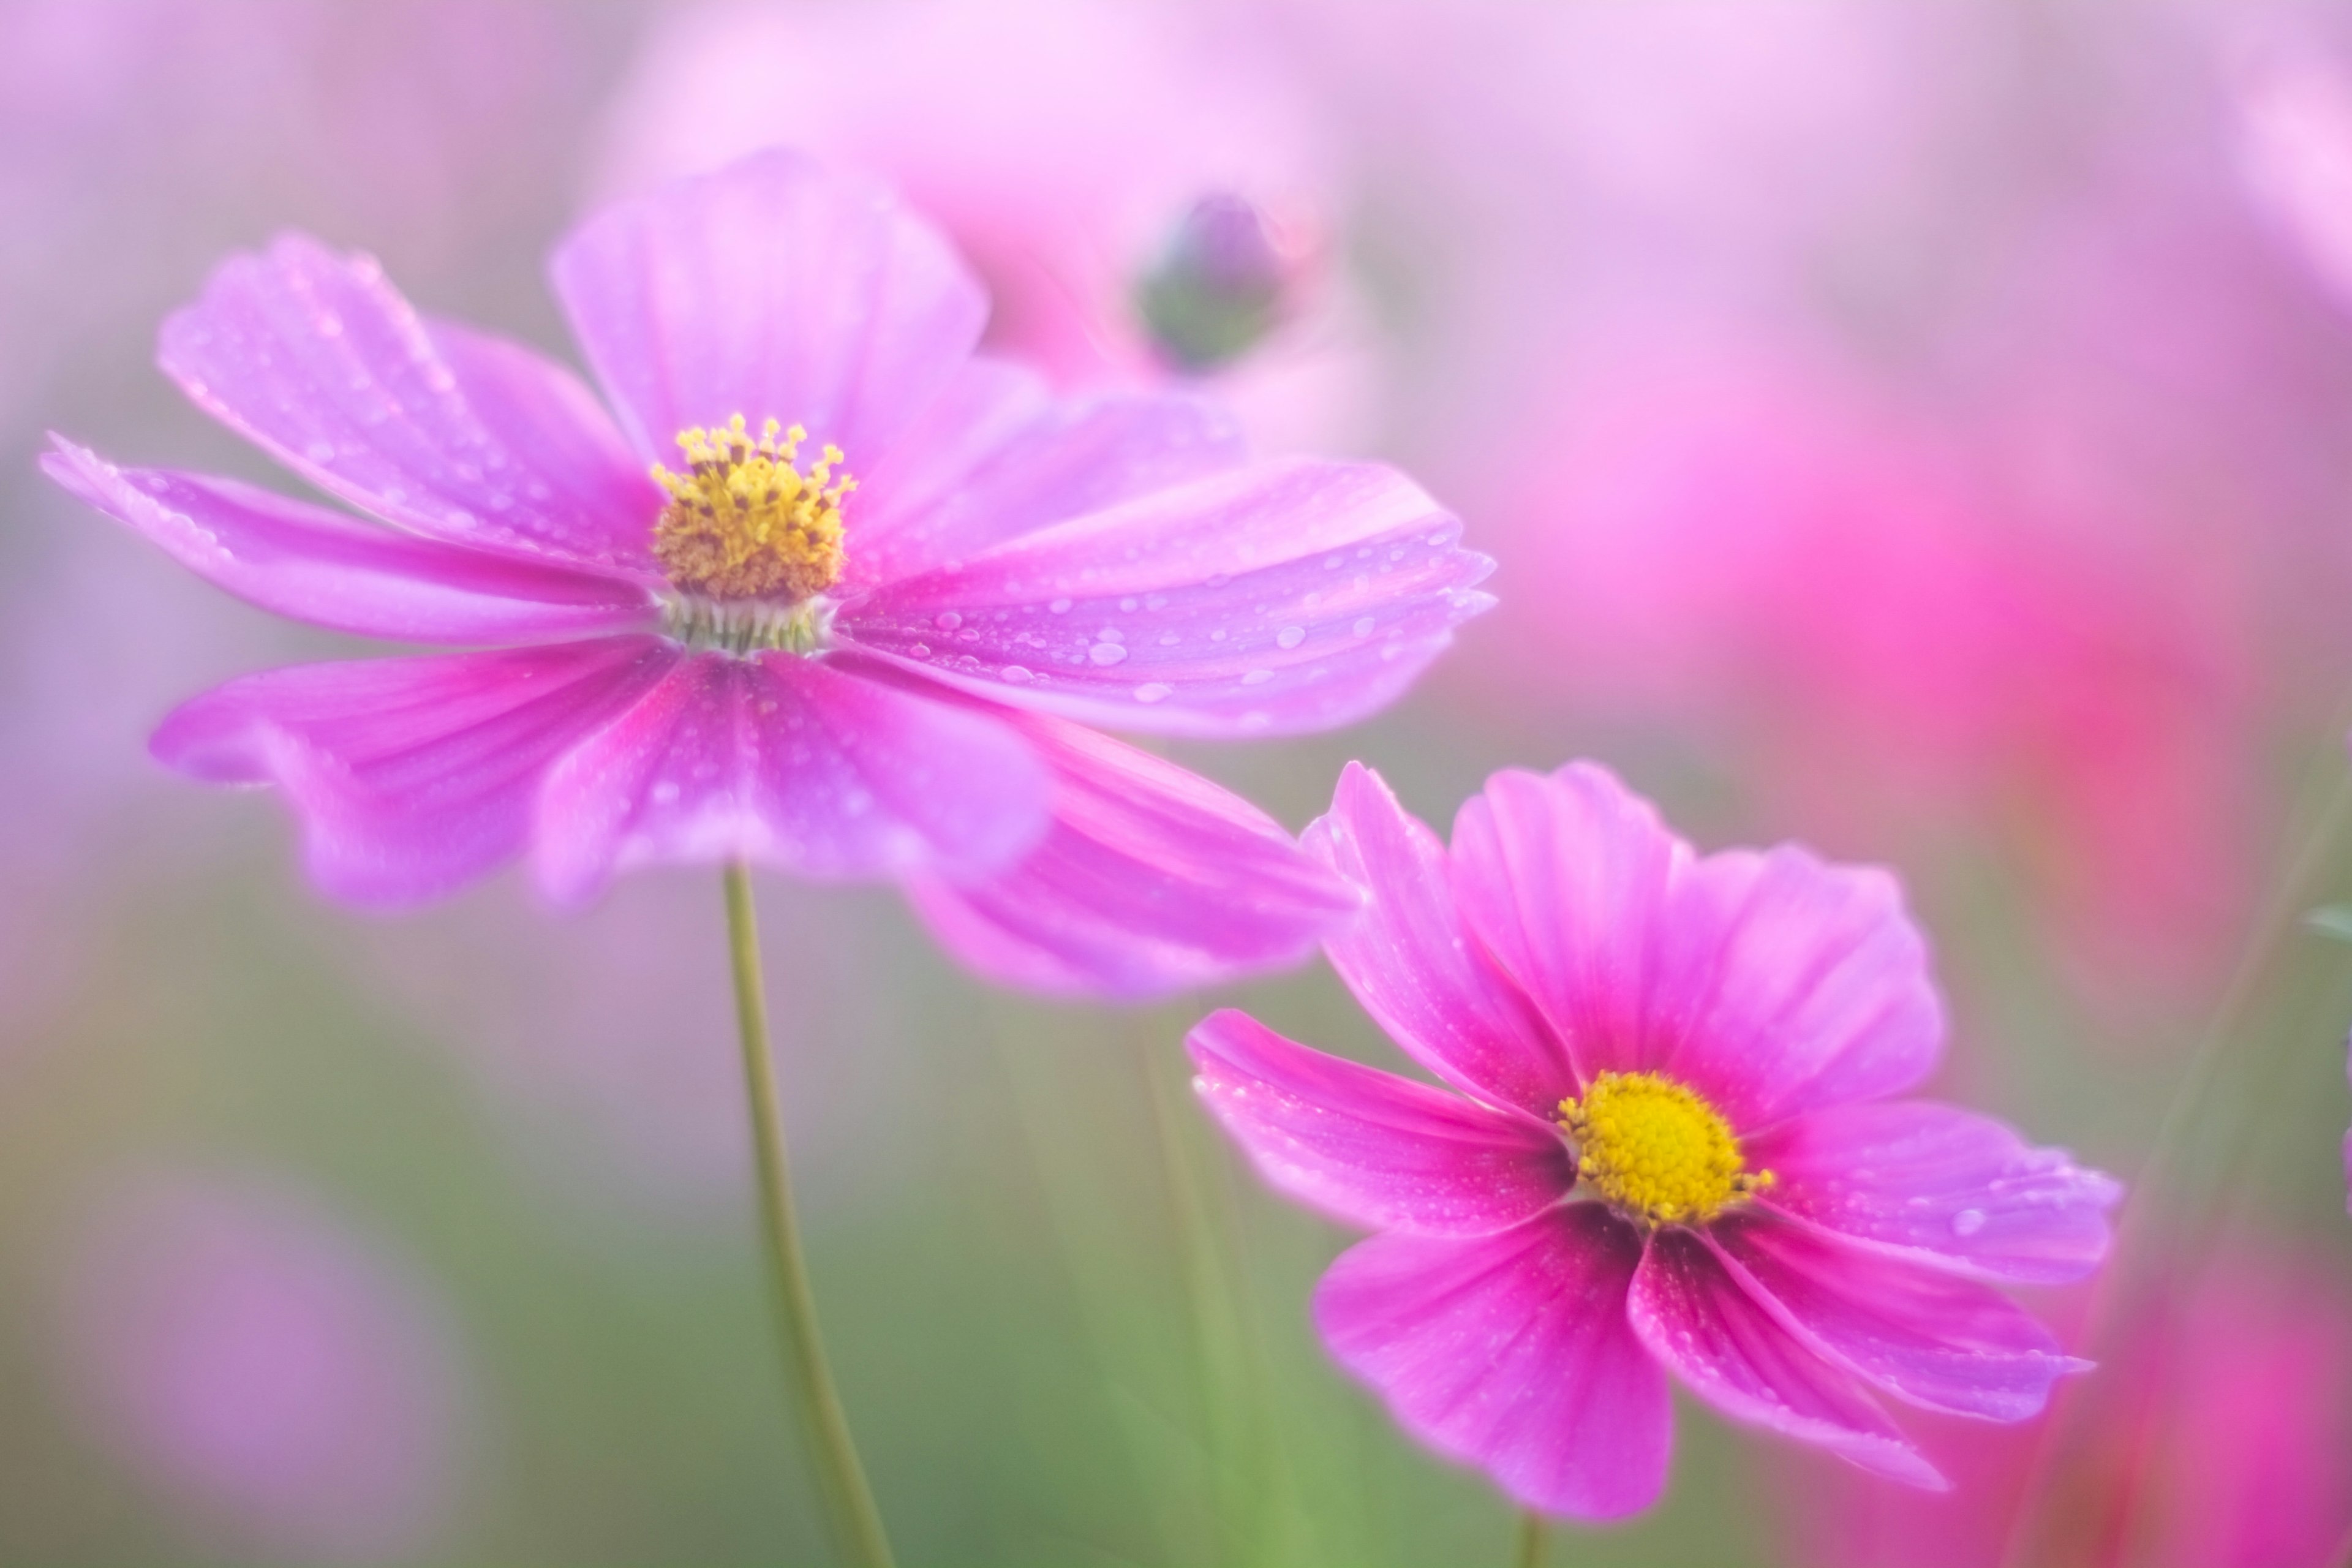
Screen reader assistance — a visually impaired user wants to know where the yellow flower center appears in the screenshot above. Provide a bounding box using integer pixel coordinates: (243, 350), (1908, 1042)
(1558, 1071), (1772, 1227)
(651, 414), (853, 602)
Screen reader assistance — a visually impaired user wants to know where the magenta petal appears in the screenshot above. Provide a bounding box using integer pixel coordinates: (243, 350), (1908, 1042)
(1751, 1101), (2120, 1285)
(1627, 1227), (1943, 1489)
(43, 440), (657, 644)
(1652, 843), (1944, 1127)
(1704, 1216), (2082, 1422)
(1449, 764), (1688, 1089)
(847, 382), (1247, 590)
(531, 652), (1047, 903)
(152, 638), (678, 906)
(550, 149), (984, 470)
(1305, 763), (1576, 1116)
(1313, 1208), (1668, 1520)
(902, 706), (1356, 998)
(1452, 763), (1944, 1128)
(1188, 1010), (1576, 1235)
(838, 459), (1493, 737)
(157, 235), (662, 576)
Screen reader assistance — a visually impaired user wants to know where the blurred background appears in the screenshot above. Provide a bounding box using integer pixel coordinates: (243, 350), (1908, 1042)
(5, 1), (2352, 1562)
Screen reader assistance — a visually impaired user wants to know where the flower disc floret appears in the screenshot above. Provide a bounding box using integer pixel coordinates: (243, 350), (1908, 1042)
(651, 413), (853, 601)
(1560, 1070), (1771, 1227)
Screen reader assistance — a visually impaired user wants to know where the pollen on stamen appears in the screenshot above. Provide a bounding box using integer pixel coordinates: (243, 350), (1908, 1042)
(650, 413), (853, 601)
(1558, 1070), (1773, 1228)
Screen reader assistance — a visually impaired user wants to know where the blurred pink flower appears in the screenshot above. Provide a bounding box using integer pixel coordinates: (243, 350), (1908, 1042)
(55, 1174), (468, 1564)
(45, 149), (1489, 998)
(593, 0), (1379, 451)
(1787, 1246), (2352, 1567)
(1472, 359), (2258, 1012)
(1188, 761), (2118, 1518)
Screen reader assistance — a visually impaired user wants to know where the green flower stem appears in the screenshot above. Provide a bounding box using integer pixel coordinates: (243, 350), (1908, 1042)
(1513, 1509), (1547, 1568)
(724, 862), (894, 1568)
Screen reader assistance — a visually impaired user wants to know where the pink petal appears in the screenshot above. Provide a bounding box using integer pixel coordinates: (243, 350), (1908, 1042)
(157, 236), (662, 577)
(531, 651), (1047, 904)
(1313, 1207), (1668, 1520)
(1708, 1217), (2081, 1425)
(1448, 764), (1688, 1090)
(902, 704), (1356, 998)
(151, 638), (678, 907)
(845, 379), (1247, 590)
(1188, 1009), (1577, 1235)
(549, 149), (984, 470)
(1654, 843), (1944, 1127)
(43, 439), (657, 644)
(1304, 763), (1577, 1116)
(1451, 763), (1945, 1128)
(1750, 1101), (2120, 1285)
(1628, 1227), (1943, 1489)
(837, 458), (1493, 737)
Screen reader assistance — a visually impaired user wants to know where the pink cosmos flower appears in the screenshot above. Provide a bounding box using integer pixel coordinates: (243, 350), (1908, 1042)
(1188, 761), (2120, 1517)
(42, 148), (1488, 998)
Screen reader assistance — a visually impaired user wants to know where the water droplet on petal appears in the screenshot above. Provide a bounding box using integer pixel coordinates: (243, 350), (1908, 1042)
(1275, 625), (1306, 650)
(1352, 616), (1376, 637)
(1134, 682), (1172, 703)
(909, 643), (932, 658)
(1049, 597), (1073, 614)
(1951, 1208), (1987, 1237)
(1001, 665), (1033, 684)
(934, 611), (963, 631)
(1240, 668), (1273, 685)
(1088, 642), (1128, 666)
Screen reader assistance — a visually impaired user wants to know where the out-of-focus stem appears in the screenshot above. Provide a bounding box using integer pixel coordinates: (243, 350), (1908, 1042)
(724, 862), (894, 1568)
(1513, 1509), (1547, 1568)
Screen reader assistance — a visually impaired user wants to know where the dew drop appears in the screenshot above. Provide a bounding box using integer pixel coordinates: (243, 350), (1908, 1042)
(908, 643), (932, 658)
(1088, 642), (1129, 666)
(1001, 665), (1034, 684)
(934, 611), (963, 631)
(1951, 1208), (1987, 1237)
(1049, 597), (1073, 614)
(1133, 682), (1173, 704)
(1240, 668), (1273, 686)
(1352, 616), (1377, 637)
(1275, 625), (1306, 650)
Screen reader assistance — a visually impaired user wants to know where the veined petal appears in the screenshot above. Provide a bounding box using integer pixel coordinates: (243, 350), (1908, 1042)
(846, 380), (1248, 590)
(1628, 1227), (1943, 1489)
(43, 439), (658, 644)
(1449, 764), (1688, 1090)
(1305, 763), (1577, 1117)
(152, 638), (678, 907)
(1188, 1010), (1576, 1235)
(837, 458), (1493, 737)
(1750, 1101), (2120, 1285)
(1313, 1208), (1667, 1520)
(158, 235), (662, 576)
(1451, 763), (1945, 1128)
(531, 650), (1047, 904)
(902, 702), (1355, 998)
(1705, 1216), (2084, 1422)
(551, 149), (984, 472)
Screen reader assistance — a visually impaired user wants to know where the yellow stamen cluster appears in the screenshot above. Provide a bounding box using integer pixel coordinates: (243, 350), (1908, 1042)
(651, 415), (853, 601)
(1559, 1071), (1771, 1228)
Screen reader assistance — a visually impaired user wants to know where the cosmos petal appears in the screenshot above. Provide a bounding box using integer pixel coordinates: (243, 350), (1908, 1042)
(1304, 763), (1577, 1116)
(1314, 1208), (1668, 1520)
(44, 439), (657, 644)
(1752, 1101), (2120, 1285)
(1628, 1227), (1944, 1489)
(157, 235), (663, 576)
(837, 458), (1492, 737)
(902, 702), (1355, 997)
(1188, 1009), (1576, 1235)
(151, 638), (679, 906)
(550, 148), (986, 473)
(530, 650), (1049, 903)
